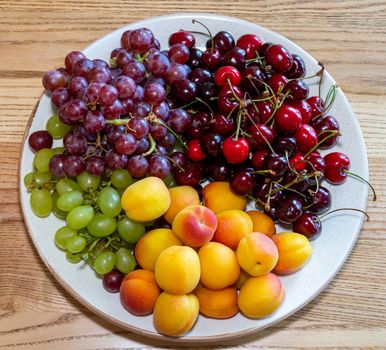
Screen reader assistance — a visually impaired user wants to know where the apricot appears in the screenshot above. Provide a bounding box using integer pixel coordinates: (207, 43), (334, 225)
(134, 228), (182, 271)
(198, 242), (240, 290)
(235, 269), (250, 290)
(237, 232), (279, 276)
(213, 210), (253, 250)
(120, 269), (161, 316)
(238, 273), (284, 318)
(195, 284), (238, 319)
(272, 232), (313, 275)
(121, 177), (171, 223)
(163, 186), (200, 224)
(172, 205), (217, 247)
(202, 182), (247, 214)
(155, 245), (200, 294)
(153, 292), (199, 337)
(246, 210), (276, 237)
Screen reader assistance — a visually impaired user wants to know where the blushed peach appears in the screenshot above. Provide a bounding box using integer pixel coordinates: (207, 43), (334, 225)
(237, 232), (279, 276)
(172, 205), (217, 247)
(120, 269), (161, 316)
(153, 292), (199, 337)
(246, 210), (276, 237)
(238, 273), (284, 318)
(203, 181), (247, 214)
(163, 186), (200, 224)
(272, 232), (313, 275)
(198, 242), (240, 290)
(134, 228), (182, 271)
(213, 210), (253, 250)
(195, 284), (239, 319)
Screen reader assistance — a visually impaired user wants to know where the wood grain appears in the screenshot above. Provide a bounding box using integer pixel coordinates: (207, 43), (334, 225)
(1, 0), (386, 348)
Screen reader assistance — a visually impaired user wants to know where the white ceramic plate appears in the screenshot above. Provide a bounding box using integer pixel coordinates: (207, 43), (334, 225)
(19, 13), (369, 342)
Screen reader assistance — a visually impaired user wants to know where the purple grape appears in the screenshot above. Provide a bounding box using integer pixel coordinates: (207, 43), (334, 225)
(165, 63), (189, 85)
(84, 110), (105, 134)
(86, 156), (105, 176)
(148, 155), (171, 179)
(153, 38), (161, 50)
(51, 87), (69, 108)
(42, 70), (67, 92)
(127, 155), (149, 178)
(105, 149), (128, 170)
(115, 133), (137, 155)
(129, 28), (154, 53)
(150, 123), (167, 141)
(65, 51), (86, 74)
(100, 99), (123, 119)
(135, 137), (150, 154)
(28, 130), (53, 152)
(128, 117), (149, 139)
(64, 155), (86, 177)
(98, 84), (118, 106)
(122, 61), (146, 83)
(146, 52), (170, 77)
(121, 30), (132, 50)
(167, 109), (191, 133)
(74, 58), (94, 78)
(144, 83), (166, 105)
(69, 77), (88, 96)
(63, 132), (87, 155)
(114, 76), (136, 99)
(65, 99), (88, 123)
(169, 152), (187, 169)
(155, 144), (167, 155)
(88, 66), (112, 84)
(144, 75), (166, 88)
(110, 47), (126, 59)
(121, 98), (134, 115)
(131, 85), (144, 103)
(73, 124), (97, 142)
(115, 50), (134, 68)
(153, 101), (170, 120)
(106, 124), (125, 144)
(93, 59), (109, 68)
(49, 154), (66, 177)
(159, 132), (176, 150)
(84, 82), (105, 104)
(131, 101), (151, 118)
(110, 67), (122, 82)
(58, 102), (72, 125)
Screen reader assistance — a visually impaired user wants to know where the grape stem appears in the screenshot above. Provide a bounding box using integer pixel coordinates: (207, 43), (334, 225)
(141, 135), (157, 157)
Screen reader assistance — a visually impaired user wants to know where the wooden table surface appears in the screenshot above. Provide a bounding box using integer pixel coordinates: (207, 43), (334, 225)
(1, 1), (386, 349)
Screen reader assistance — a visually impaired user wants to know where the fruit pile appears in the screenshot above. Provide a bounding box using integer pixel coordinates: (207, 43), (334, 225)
(24, 21), (374, 337)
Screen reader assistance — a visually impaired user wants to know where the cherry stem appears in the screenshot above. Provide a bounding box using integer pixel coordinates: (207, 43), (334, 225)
(344, 170), (377, 201)
(252, 169), (276, 176)
(303, 130), (339, 158)
(319, 208), (370, 221)
(180, 29), (210, 38)
(318, 62), (325, 100)
(192, 19), (214, 53)
(141, 135), (156, 156)
(313, 84), (338, 121)
(154, 118), (188, 150)
(195, 96), (214, 115)
(235, 109), (242, 140)
(227, 79), (242, 103)
(284, 151), (299, 175)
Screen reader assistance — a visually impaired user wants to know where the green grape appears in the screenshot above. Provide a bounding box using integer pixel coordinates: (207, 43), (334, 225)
(66, 251), (82, 263)
(163, 174), (176, 188)
(24, 172), (35, 187)
(67, 205), (94, 229)
(98, 187), (121, 218)
(76, 171), (101, 191)
(56, 178), (82, 195)
(111, 169), (133, 189)
(52, 146), (65, 155)
(66, 235), (86, 253)
(33, 171), (52, 187)
(94, 251), (115, 275)
(87, 213), (117, 237)
(115, 247), (136, 274)
(54, 226), (77, 250)
(51, 191), (67, 219)
(30, 188), (52, 217)
(117, 216), (145, 243)
(33, 148), (54, 172)
(57, 191), (83, 211)
(46, 114), (71, 139)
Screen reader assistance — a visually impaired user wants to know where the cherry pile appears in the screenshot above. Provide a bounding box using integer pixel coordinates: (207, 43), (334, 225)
(29, 20), (375, 242)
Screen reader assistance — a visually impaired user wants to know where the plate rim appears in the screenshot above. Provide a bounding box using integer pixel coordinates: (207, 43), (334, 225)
(18, 12), (369, 342)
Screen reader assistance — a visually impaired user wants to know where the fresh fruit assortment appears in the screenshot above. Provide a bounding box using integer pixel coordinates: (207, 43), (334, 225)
(24, 21), (375, 337)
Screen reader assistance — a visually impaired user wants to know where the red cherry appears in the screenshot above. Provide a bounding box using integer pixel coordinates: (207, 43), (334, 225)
(201, 48), (221, 70)
(288, 100), (312, 124)
(251, 149), (269, 170)
(324, 152), (350, 184)
(268, 73), (288, 94)
(236, 34), (263, 59)
(266, 44), (293, 72)
(306, 151), (326, 173)
(275, 105), (302, 133)
(214, 66), (241, 87)
(211, 112), (236, 135)
(168, 31), (195, 49)
(223, 137), (250, 164)
(250, 123), (275, 147)
(306, 96), (325, 119)
(217, 85), (243, 113)
(186, 139), (206, 161)
(290, 152), (306, 171)
(293, 212), (321, 240)
(295, 124), (318, 154)
(312, 115), (340, 149)
(254, 101), (274, 124)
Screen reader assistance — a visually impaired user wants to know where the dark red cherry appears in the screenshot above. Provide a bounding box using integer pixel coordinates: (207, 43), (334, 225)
(295, 124), (318, 154)
(266, 44), (293, 72)
(207, 31), (235, 54)
(187, 48), (203, 68)
(251, 149), (269, 170)
(221, 47), (246, 70)
(199, 82), (219, 102)
(308, 186), (331, 214)
(256, 182), (284, 207)
(173, 161), (202, 187)
(211, 112), (236, 135)
(217, 85), (243, 113)
(293, 212), (321, 240)
(258, 42), (273, 58)
(169, 151), (188, 169)
(285, 54), (306, 79)
(275, 105), (302, 133)
(276, 195), (303, 223)
(324, 152), (350, 184)
(207, 160), (231, 181)
(250, 123), (275, 147)
(274, 136), (297, 157)
(254, 101), (274, 124)
(307, 96), (325, 119)
(268, 73), (288, 94)
(240, 66), (267, 95)
(168, 31), (195, 48)
(236, 34), (263, 59)
(265, 153), (288, 177)
(231, 170), (256, 195)
(312, 115), (340, 149)
(189, 68), (213, 87)
(284, 79), (309, 101)
(306, 151), (326, 173)
(200, 132), (223, 157)
(201, 48), (222, 71)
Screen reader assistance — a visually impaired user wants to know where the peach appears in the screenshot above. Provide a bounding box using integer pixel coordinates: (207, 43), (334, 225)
(134, 228), (182, 271)
(163, 186), (200, 224)
(235, 269), (250, 290)
(203, 181), (247, 214)
(237, 232), (279, 276)
(172, 205), (217, 247)
(120, 269), (161, 316)
(272, 232), (313, 275)
(198, 242), (240, 290)
(238, 273), (285, 319)
(246, 210), (276, 237)
(155, 245), (200, 294)
(213, 210), (253, 250)
(121, 177), (171, 223)
(195, 284), (239, 319)
(153, 292), (199, 337)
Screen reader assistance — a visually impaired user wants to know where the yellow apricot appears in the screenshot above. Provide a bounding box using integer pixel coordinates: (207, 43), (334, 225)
(246, 210), (276, 237)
